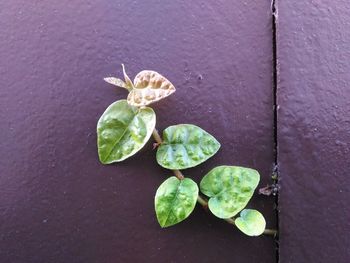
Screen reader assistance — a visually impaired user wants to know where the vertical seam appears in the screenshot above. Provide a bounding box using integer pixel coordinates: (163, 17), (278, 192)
(271, 0), (280, 262)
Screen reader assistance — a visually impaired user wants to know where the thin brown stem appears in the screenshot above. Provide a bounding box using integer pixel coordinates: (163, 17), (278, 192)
(152, 129), (163, 144)
(173, 170), (185, 180)
(197, 195), (208, 207)
(152, 128), (277, 236)
(226, 217), (277, 236)
(263, 228), (278, 236)
(225, 218), (236, 225)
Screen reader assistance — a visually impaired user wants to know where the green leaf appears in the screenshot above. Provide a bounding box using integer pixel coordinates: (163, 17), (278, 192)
(235, 209), (266, 236)
(156, 124), (221, 170)
(200, 166), (260, 219)
(155, 176), (198, 228)
(97, 99), (156, 164)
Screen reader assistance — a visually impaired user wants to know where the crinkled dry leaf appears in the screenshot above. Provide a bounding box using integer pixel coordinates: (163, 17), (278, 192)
(127, 70), (176, 106)
(103, 77), (128, 89)
(122, 64), (135, 91)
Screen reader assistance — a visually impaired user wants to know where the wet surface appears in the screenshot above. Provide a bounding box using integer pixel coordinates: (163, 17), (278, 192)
(0, 1), (276, 262)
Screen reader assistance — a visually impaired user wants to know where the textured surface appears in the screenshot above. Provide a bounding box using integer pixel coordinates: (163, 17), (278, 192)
(277, 0), (350, 262)
(155, 177), (198, 228)
(103, 77), (128, 90)
(200, 166), (260, 219)
(157, 124), (221, 170)
(97, 100), (156, 163)
(235, 209), (266, 237)
(0, 1), (276, 262)
(128, 70), (176, 106)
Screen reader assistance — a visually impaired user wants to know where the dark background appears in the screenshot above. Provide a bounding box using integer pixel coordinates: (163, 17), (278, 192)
(1, 0), (349, 262)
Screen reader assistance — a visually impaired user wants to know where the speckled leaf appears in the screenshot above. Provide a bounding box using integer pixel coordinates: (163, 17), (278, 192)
(155, 176), (198, 228)
(122, 64), (134, 91)
(156, 124), (220, 170)
(127, 70), (176, 106)
(200, 166), (260, 219)
(235, 209), (266, 236)
(103, 77), (128, 90)
(97, 99), (156, 164)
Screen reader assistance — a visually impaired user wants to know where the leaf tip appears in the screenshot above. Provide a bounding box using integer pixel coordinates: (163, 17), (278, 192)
(121, 63), (126, 72)
(98, 154), (109, 165)
(103, 77), (112, 84)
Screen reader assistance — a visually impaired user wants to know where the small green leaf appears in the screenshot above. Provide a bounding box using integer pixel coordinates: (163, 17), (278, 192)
(156, 124), (221, 170)
(97, 99), (156, 164)
(235, 209), (266, 236)
(155, 176), (198, 228)
(200, 166), (260, 219)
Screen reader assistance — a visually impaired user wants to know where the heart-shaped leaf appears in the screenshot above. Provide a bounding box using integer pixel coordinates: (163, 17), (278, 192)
(127, 70), (176, 106)
(155, 176), (198, 228)
(235, 209), (266, 236)
(156, 124), (221, 170)
(200, 166), (260, 219)
(97, 99), (156, 164)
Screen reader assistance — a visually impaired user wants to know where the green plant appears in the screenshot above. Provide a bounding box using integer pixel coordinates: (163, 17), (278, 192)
(98, 65), (277, 236)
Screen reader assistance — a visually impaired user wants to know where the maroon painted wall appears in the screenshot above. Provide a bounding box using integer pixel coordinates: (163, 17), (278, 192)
(0, 1), (276, 262)
(277, 0), (350, 262)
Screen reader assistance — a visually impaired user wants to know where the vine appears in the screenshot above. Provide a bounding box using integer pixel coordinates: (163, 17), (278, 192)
(98, 65), (277, 236)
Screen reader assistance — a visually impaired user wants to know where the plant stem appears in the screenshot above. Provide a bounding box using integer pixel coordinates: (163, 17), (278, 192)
(152, 129), (163, 145)
(152, 128), (277, 236)
(263, 228), (278, 236)
(173, 170), (185, 180)
(225, 217), (277, 236)
(196, 195), (208, 207)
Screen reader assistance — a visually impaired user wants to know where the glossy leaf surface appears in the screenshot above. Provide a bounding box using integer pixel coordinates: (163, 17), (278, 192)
(97, 99), (156, 164)
(127, 70), (176, 106)
(155, 176), (198, 228)
(200, 166), (260, 219)
(156, 124), (220, 170)
(235, 209), (266, 236)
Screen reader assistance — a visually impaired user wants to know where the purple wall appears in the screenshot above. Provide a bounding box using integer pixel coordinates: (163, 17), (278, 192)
(0, 1), (276, 262)
(277, 0), (350, 262)
(3, 0), (349, 262)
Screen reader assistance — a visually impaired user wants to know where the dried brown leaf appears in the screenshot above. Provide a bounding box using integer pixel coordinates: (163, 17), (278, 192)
(127, 70), (176, 106)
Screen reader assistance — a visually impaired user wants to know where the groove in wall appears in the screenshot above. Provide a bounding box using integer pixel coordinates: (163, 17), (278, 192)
(271, 0), (280, 262)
